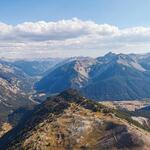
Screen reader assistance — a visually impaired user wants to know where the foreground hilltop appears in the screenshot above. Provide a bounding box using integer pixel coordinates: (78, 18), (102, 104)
(0, 89), (150, 150)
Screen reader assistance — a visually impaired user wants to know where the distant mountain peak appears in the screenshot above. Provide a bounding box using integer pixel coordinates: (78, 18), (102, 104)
(105, 51), (116, 57)
(96, 51), (118, 63)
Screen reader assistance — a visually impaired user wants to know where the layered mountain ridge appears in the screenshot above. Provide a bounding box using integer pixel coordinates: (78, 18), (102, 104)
(35, 52), (150, 100)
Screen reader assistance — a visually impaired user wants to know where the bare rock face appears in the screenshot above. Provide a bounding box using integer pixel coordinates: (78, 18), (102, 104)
(0, 89), (149, 150)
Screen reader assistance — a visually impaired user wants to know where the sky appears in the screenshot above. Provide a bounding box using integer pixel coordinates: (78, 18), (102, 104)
(0, 0), (150, 59)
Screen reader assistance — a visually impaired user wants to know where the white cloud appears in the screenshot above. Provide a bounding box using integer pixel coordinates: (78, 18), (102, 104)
(0, 18), (150, 59)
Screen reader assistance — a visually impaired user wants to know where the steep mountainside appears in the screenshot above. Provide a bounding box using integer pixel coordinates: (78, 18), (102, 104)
(35, 52), (150, 100)
(0, 89), (150, 150)
(0, 61), (35, 123)
(35, 57), (96, 93)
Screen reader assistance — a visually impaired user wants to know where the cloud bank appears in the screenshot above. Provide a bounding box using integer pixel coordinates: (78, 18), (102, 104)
(0, 18), (150, 59)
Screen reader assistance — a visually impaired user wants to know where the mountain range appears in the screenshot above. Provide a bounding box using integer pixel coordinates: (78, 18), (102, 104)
(12, 58), (63, 77)
(35, 52), (150, 100)
(0, 54), (150, 150)
(1, 52), (150, 126)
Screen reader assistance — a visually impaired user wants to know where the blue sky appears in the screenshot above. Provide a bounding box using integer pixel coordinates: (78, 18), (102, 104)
(0, 0), (150, 27)
(1, 0), (150, 59)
